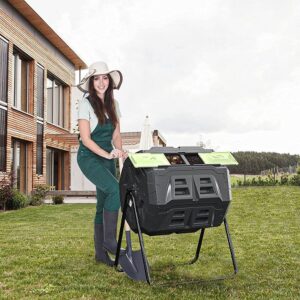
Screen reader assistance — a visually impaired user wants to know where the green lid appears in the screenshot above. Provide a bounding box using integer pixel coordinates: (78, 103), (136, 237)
(198, 152), (238, 165)
(128, 153), (171, 168)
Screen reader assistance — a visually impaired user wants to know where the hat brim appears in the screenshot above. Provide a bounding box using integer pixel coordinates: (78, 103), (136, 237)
(77, 69), (123, 92)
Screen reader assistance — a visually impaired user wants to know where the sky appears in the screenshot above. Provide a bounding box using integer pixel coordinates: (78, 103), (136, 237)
(26, 0), (300, 154)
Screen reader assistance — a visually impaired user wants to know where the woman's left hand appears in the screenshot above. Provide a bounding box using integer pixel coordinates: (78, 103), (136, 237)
(121, 150), (128, 159)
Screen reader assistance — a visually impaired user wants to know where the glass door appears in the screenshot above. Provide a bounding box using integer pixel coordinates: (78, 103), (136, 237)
(46, 147), (65, 190)
(11, 139), (27, 194)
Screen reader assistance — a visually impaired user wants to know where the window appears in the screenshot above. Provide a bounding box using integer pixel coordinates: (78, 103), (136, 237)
(47, 76), (65, 127)
(36, 65), (44, 118)
(36, 122), (43, 175)
(13, 51), (31, 112)
(0, 108), (7, 171)
(0, 36), (8, 172)
(0, 36), (8, 103)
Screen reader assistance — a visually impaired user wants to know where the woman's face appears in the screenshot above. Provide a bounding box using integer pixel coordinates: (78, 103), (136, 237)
(93, 74), (109, 97)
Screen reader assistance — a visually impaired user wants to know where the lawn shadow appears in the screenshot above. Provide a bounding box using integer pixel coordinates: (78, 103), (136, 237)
(145, 259), (236, 288)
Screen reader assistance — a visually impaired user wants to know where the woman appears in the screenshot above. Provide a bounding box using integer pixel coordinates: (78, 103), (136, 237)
(77, 61), (126, 266)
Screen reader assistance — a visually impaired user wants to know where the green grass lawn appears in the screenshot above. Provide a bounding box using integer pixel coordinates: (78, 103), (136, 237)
(0, 187), (299, 299)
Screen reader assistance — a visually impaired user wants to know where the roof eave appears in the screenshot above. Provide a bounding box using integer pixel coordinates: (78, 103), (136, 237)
(8, 0), (87, 70)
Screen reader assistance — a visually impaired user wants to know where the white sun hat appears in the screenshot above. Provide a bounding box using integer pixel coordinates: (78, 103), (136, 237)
(77, 61), (123, 92)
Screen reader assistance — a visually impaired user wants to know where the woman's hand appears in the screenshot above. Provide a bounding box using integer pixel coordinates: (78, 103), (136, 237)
(107, 149), (123, 159)
(121, 149), (128, 159)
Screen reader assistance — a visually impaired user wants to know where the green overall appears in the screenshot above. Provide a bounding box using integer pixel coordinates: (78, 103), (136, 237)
(77, 119), (120, 224)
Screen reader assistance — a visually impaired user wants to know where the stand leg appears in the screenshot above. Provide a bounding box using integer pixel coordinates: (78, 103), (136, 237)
(114, 191), (129, 267)
(224, 218), (238, 274)
(131, 192), (151, 284)
(189, 228), (205, 264)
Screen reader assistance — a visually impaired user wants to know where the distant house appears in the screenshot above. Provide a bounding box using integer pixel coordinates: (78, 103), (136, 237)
(0, 0), (87, 194)
(121, 130), (166, 151)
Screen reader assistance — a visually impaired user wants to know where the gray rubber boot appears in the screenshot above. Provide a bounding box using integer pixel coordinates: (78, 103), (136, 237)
(103, 210), (124, 255)
(94, 223), (114, 266)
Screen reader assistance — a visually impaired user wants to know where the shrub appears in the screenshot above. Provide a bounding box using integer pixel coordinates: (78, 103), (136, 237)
(237, 180), (243, 187)
(233, 173), (300, 187)
(6, 189), (28, 210)
(265, 174), (278, 186)
(257, 176), (264, 186)
(35, 184), (50, 198)
(289, 174), (300, 186)
(29, 194), (42, 206)
(280, 174), (289, 185)
(0, 173), (15, 211)
(233, 174), (281, 187)
(52, 195), (64, 205)
(30, 184), (50, 206)
(251, 177), (257, 185)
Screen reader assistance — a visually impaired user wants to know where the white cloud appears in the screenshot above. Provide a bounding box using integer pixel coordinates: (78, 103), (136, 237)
(26, 0), (300, 154)
(172, 61), (218, 96)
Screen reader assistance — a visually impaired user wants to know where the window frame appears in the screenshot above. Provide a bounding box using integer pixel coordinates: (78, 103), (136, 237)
(46, 74), (66, 128)
(36, 63), (45, 119)
(0, 105), (8, 172)
(36, 121), (44, 175)
(0, 35), (9, 104)
(12, 47), (33, 114)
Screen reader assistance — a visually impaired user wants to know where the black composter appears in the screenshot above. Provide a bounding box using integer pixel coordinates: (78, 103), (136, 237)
(115, 147), (238, 283)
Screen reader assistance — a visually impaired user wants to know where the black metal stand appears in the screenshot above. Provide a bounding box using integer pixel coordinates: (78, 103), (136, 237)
(189, 217), (238, 274)
(115, 189), (238, 284)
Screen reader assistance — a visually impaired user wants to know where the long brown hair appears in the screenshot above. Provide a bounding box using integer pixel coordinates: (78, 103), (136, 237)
(87, 74), (118, 127)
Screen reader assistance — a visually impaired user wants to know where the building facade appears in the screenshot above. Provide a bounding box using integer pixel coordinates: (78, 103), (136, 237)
(0, 0), (86, 194)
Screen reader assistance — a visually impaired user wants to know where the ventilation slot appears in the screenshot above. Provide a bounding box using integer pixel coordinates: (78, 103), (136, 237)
(195, 216), (208, 223)
(200, 178), (211, 184)
(171, 218), (184, 225)
(170, 211), (185, 226)
(200, 187), (214, 194)
(173, 210), (185, 218)
(194, 209), (210, 224)
(175, 178), (187, 185)
(197, 209), (209, 215)
(175, 187), (190, 196)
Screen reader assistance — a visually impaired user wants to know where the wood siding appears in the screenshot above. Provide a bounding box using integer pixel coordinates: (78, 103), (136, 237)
(0, 8), (76, 193)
